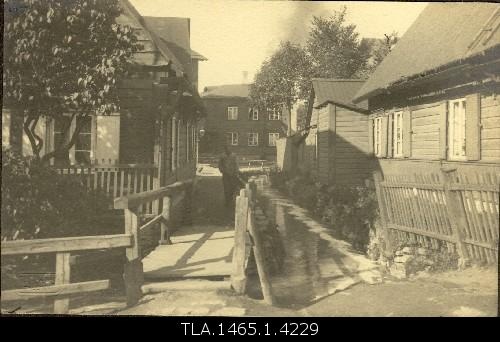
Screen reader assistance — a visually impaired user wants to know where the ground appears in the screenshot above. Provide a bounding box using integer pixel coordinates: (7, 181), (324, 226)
(2, 165), (498, 316)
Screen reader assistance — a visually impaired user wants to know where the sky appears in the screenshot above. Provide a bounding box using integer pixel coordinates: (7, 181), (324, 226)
(130, 0), (428, 92)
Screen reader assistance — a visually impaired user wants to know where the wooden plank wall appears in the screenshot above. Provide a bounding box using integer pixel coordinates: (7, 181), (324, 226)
(480, 93), (500, 163)
(317, 105), (331, 184)
(300, 108), (319, 174)
(335, 107), (371, 185)
(411, 104), (441, 159)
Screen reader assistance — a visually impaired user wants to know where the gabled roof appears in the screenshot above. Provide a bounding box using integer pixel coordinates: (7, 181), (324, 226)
(117, 0), (184, 73)
(353, 3), (500, 102)
(201, 84), (251, 98)
(191, 49), (208, 61)
(312, 79), (367, 111)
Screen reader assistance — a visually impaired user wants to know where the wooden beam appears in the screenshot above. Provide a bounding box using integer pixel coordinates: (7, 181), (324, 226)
(1, 280), (110, 302)
(232, 189), (249, 294)
(54, 252), (71, 314)
(114, 179), (193, 209)
(1, 234), (133, 256)
(387, 223), (455, 243)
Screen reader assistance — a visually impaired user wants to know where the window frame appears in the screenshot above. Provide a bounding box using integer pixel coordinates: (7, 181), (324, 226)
(392, 111), (403, 158)
(447, 98), (467, 161)
(227, 106), (239, 120)
(268, 132), (280, 147)
(226, 132), (238, 146)
(248, 132), (259, 146)
(249, 107), (259, 121)
(374, 116), (383, 157)
(268, 107), (281, 121)
(74, 116), (92, 165)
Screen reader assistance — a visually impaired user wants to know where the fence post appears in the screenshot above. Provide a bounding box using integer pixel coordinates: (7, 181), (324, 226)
(232, 188), (249, 294)
(246, 181), (275, 305)
(159, 196), (172, 245)
(123, 208), (143, 306)
(54, 252), (71, 314)
(373, 171), (393, 256)
(441, 168), (469, 265)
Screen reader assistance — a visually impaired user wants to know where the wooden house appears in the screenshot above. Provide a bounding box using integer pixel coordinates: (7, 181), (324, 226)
(351, 3), (499, 263)
(296, 78), (371, 186)
(2, 0), (206, 197)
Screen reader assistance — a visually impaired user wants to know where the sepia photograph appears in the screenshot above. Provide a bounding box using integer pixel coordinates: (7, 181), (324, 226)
(1, 0), (499, 321)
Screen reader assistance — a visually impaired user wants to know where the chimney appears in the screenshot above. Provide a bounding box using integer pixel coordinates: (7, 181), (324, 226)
(242, 71), (248, 84)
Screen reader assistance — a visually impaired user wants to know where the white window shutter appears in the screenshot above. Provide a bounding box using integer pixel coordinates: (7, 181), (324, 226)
(95, 115), (120, 165)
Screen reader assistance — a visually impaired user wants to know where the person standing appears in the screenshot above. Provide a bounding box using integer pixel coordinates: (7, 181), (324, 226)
(218, 145), (242, 210)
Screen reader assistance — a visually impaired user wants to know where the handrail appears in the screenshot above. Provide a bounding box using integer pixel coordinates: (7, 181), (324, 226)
(1, 234), (133, 256)
(114, 179), (193, 210)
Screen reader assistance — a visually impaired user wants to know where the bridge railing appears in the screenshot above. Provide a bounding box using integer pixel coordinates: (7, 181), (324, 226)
(1, 234), (133, 314)
(0, 179), (194, 314)
(113, 179), (194, 305)
(232, 175), (275, 305)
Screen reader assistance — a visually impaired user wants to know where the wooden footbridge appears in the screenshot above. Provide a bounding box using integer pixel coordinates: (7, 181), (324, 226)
(1, 174), (274, 313)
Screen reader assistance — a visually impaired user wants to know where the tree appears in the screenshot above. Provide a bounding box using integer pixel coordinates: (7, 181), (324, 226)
(306, 7), (371, 79)
(250, 41), (312, 136)
(3, 0), (140, 162)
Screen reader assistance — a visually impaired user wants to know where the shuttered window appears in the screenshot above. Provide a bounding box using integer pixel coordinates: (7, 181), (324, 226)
(95, 115), (120, 165)
(465, 94), (481, 161)
(448, 98), (467, 161)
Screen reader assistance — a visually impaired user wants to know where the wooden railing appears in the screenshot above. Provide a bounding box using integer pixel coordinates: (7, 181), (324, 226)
(1, 234), (133, 314)
(232, 176), (275, 305)
(0, 179), (194, 314)
(374, 169), (499, 264)
(113, 179), (194, 306)
(56, 163), (157, 200)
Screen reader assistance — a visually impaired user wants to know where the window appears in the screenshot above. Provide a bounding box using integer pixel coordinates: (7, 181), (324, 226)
(74, 116), (92, 164)
(54, 116), (71, 165)
(248, 132), (259, 146)
(268, 107), (281, 120)
(448, 98), (466, 160)
(374, 117), (383, 157)
(227, 106), (238, 120)
(249, 107), (259, 120)
(392, 111), (403, 157)
(268, 133), (280, 146)
(226, 132), (238, 146)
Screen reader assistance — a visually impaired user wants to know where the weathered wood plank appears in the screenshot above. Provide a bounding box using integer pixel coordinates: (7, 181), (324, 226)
(1, 280), (110, 302)
(1, 234), (133, 255)
(232, 190), (249, 294)
(54, 252), (71, 314)
(114, 179), (193, 209)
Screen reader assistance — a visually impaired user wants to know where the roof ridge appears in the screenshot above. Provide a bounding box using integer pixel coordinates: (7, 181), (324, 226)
(311, 78), (366, 82)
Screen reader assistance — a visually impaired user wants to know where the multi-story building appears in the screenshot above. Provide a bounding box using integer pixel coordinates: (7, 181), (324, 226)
(200, 84), (285, 161)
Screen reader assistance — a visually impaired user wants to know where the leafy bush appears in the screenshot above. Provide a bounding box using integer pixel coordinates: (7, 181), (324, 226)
(269, 168), (378, 252)
(1, 148), (110, 241)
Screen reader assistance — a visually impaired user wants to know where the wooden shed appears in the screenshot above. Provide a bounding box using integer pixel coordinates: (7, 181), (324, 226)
(298, 78), (371, 186)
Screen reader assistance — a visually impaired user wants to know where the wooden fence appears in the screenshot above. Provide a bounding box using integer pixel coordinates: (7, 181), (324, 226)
(374, 169), (499, 264)
(56, 164), (157, 214)
(56, 164), (157, 198)
(232, 176), (275, 305)
(0, 179), (193, 314)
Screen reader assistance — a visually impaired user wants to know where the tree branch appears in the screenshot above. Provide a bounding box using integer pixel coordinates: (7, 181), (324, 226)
(23, 115), (41, 160)
(41, 112), (88, 164)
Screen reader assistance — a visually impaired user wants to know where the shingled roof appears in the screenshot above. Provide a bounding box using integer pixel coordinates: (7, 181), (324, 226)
(312, 79), (367, 110)
(117, 0), (184, 73)
(353, 3), (500, 103)
(201, 84), (251, 98)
